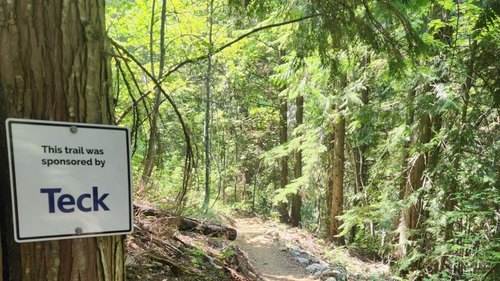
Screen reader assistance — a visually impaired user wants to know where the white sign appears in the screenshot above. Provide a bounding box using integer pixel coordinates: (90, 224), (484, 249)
(6, 118), (133, 242)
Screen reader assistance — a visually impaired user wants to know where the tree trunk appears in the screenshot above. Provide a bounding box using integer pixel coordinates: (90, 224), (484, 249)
(277, 96), (290, 223)
(140, 0), (168, 188)
(325, 131), (334, 237)
(351, 79), (369, 240)
(0, 0), (124, 280)
(439, 39), (477, 272)
(399, 114), (432, 257)
(203, 0), (215, 211)
(353, 145), (367, 194)
(291, 95), (304, 227)
(399, 90), (416, 201)
(353, 77), (370, 195)
(329, 108), (346, 245)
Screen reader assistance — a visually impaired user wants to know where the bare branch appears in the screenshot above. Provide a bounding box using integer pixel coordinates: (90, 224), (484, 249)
(114, 13), (318, 122)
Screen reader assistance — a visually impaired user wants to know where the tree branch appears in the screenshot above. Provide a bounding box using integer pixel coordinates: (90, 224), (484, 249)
(114, 13), (319, 122)
(111, 39), (195, 210)
(212, 13), (319, 56)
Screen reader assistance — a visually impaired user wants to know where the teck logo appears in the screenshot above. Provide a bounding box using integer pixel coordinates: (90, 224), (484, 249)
(40, 186), (110, 213)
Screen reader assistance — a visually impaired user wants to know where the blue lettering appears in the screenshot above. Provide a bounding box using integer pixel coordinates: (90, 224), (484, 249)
(93, 186), (110, 211)
(58, 194), (75, 213)
(77, 193), (92, 212)
(40, 188), (62, 213)
(40, 186), (110, 213)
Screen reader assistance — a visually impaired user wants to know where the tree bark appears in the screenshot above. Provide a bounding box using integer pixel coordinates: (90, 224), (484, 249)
(277, 96), (290, 223)
(399, 114), (432, 257)
(329, 110), (346, 245)
(0, 0), (124, 280)
(291, 95), (304, 227)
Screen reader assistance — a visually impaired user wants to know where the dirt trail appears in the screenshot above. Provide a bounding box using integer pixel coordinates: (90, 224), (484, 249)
(235, 217), (316, 281)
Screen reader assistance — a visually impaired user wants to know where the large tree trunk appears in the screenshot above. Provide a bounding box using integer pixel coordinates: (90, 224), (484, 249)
(277, 96), (290, 223)
(399, 114), (432, 257)
(0, 1), (124, 280)
(329, 108), (346, 245)
(291, 95), (304, 227)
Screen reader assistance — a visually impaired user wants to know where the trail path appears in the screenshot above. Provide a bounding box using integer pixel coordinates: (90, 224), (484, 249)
(235, 217), (316, 281)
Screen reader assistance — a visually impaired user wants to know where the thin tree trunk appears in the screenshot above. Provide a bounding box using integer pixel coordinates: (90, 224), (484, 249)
(141, 0), (168, 187)
(291, 95), (304, 227)
(329, 109), (346, 245)
(353, 71), (370, 195)
(399, 89), (416, 201)
(353, 146), (367, 194)
(0, 0), (124, 280)
(221, 129), (227, 203)
(203, 0), (215, 210)
(233, 136), (239, 203)
(325, 130), (334, 237)
(351, 78), (369, 240)
(278, 96), (290, 223)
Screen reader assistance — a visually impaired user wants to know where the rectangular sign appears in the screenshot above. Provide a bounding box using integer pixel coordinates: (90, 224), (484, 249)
(6, 118), (133, 242)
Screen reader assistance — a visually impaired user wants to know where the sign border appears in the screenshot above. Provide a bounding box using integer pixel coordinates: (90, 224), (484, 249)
(6, 118), (133, 242)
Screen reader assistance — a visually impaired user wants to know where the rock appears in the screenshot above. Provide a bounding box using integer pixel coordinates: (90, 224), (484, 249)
(320, 267), (347, 281)
(289, 245), (301, 255)
(296, 257), (309, 266)
(324, 278), (337, 281)
(305, 263), (327, 274)
(301, 252), (320, 264)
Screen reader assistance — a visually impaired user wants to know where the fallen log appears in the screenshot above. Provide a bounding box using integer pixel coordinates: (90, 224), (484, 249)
(134, 203), (164, 217)
(175, 216), (238, 240)
(134, 203), (237, 240)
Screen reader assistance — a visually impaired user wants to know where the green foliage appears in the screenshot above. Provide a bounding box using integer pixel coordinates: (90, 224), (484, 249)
(107, 0), (498, 279)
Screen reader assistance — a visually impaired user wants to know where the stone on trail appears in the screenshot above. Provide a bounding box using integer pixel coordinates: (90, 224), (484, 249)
(289, 245), (301, 256)
(305, 263), (327, 274)
(320, 267), (347, 281)
(296, 257), (310, 266)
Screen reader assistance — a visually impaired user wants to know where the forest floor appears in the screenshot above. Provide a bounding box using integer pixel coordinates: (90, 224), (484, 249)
(126, 204), (396, 281)
(235, 216), (395, 281)
(236, 217), (316, 281)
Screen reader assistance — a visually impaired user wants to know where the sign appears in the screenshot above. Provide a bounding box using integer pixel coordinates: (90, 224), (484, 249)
(6, 118), (133, 242)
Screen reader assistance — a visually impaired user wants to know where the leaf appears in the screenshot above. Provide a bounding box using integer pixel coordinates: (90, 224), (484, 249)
(428, 19), (447, 35)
